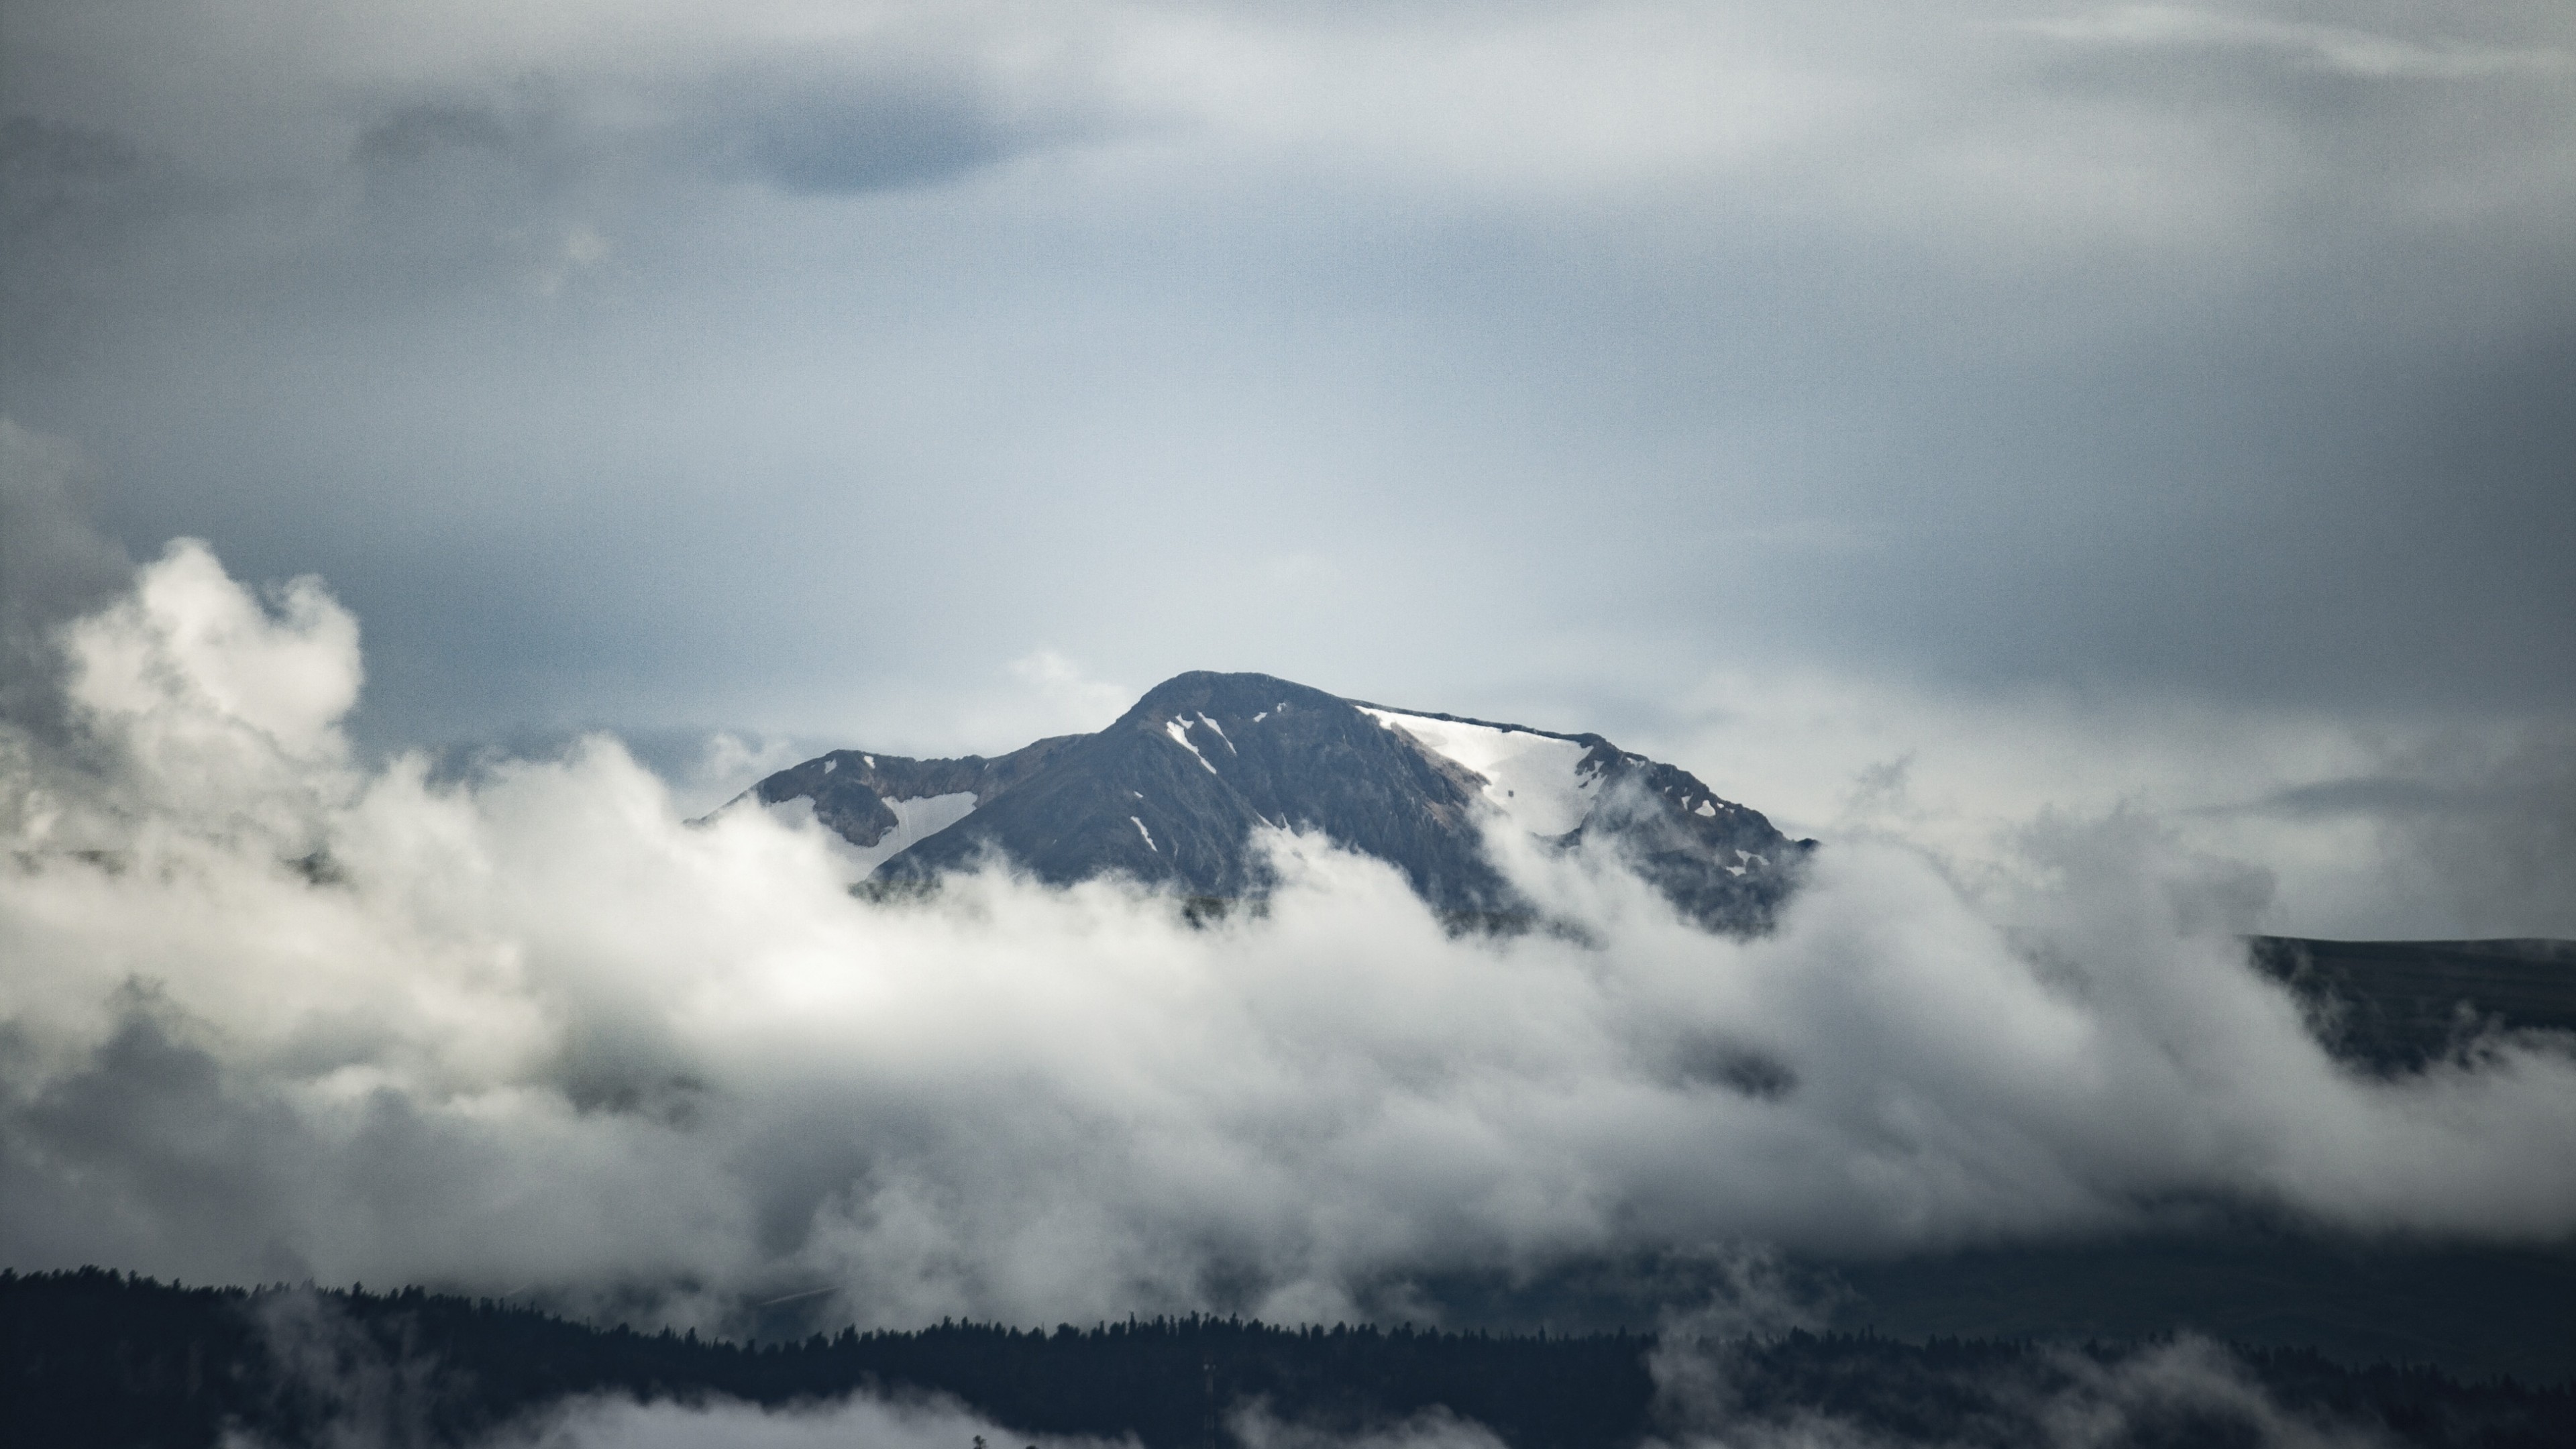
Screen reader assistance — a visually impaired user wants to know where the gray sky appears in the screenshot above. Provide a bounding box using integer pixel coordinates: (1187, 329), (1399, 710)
(6, 0), (2573, 933)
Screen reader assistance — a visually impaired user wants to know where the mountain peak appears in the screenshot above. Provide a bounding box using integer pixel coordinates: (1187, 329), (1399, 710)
(746, 672), (1811, 931)
(1113, 671), (1346, 728)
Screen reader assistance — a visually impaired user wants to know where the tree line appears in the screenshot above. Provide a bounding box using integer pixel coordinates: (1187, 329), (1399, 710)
(5, 1267), (2569, 1448)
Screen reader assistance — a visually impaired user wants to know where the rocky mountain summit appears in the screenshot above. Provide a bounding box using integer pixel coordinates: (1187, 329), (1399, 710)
(741, 671), (1813, 932)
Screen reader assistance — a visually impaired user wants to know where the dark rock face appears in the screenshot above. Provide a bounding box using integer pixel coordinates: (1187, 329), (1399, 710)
(879, 672), (1516, 911)
(2247, 936), (2576, 1074)
(1576, 755), (1809, 935)
(745, 670), (1814, 932)
(750, 737), (1078, 849)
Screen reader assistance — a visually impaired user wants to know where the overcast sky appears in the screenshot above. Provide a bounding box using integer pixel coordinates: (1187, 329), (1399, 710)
(6, 0), (2573, 934)
(7, 3), (2576, 1356)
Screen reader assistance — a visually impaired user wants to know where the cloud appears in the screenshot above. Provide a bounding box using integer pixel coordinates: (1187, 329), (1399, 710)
(354, 102), (531, 168)
(4, 543), (2573, 1341)
(0, 419), (131, 743)
(1638, 664), (2576, 944)
(227, 1287), (456, 1449)
(1008, 651), (1132, 733)
(1644, 1329), (2397, 1449)
(2244, 726), (2576, 940)
(341, 59), (1092, 206)
(2023, 6), (2573, 83)
(5, 0), (2571, 764)
(1230, 1407), (1507, 1449)
(218, 1285), (1077, 1449)
(369, 1349), (2411, 1449)
(707, 76), (1073, 195)
(496, 1395), (1090, 1449)
(1, 113), (155, 233)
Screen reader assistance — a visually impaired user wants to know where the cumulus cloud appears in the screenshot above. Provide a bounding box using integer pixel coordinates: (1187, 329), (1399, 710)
(5, 543), (2573, 1343)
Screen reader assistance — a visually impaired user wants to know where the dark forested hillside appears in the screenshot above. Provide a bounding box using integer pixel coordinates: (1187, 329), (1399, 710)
(2249, 936), (2576, 1074)
(7, 1269), (2571, 1449)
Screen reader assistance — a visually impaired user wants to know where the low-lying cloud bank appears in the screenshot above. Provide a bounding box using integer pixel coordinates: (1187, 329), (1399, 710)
(5, 540), (2575, 1336)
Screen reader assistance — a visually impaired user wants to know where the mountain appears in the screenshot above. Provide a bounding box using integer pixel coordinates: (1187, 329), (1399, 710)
(738, 733), (1083, 877)
(739, 671), (1812, 932)
(2247, 936), (2576, 1075)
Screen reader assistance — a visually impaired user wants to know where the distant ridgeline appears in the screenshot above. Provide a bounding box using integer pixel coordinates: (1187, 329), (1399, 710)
(9, 1270), (2573, 1449)
(2248, 936), (2576, 1075)
(729, 672), (1813, 932)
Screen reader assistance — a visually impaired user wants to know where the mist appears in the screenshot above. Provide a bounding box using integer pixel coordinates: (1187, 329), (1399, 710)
(5, 538), (2572, 1341)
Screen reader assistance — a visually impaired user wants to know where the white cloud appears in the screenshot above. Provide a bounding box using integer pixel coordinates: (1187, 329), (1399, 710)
(1008, 649), (1133, 733)
(5, 543), (2573, 1338)
(1634, 663), (2576, 941)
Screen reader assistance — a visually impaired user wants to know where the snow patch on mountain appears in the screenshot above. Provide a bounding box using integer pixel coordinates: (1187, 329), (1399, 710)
(1165, 717), (1220, 774)
(878, 794), (980, 868)
(1197, 713), (1236, 753)
(1358, 707), (1598, 837)
(767, 790), (979, 876)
